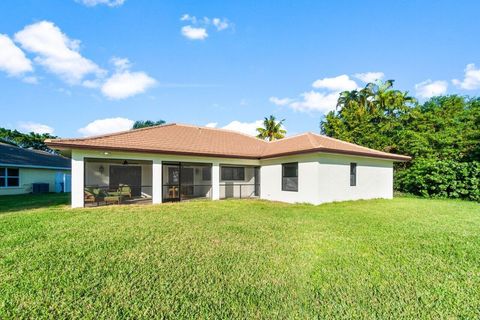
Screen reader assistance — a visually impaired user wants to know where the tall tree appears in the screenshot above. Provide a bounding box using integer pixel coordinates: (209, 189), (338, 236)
(397, 95), (480, 161)
(132, 120), (166, 129)
(322, 80), (416, 153)
(256, 115), (286, 141)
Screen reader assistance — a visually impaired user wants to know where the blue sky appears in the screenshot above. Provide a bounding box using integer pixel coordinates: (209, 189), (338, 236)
(1, 0), (479, 138)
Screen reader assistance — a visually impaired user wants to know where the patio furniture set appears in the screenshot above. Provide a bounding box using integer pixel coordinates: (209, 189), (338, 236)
(84, 185), (132, 206)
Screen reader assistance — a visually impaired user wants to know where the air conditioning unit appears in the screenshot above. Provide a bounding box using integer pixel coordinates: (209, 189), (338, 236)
(32, 183), (49, 194)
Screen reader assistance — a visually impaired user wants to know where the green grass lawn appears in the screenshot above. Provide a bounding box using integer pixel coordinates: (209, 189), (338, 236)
(0, 194), (479, 319)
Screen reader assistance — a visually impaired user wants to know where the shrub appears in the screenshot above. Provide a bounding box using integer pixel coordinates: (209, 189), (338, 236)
(395, 159), (480, 201)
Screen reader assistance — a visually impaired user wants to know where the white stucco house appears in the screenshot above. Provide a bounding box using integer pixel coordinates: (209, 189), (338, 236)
(46, 123), (410, 208)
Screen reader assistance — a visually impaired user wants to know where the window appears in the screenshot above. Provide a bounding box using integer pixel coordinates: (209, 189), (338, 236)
(282, 163), (298, 191)
(0, 167), (19, 188)
(221, 167), (245, 181)
(202, 167), (211, 181)
(350, 163), (357, 186)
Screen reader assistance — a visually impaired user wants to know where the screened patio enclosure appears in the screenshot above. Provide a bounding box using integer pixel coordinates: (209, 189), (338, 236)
(84, 158), (152, 206)
(219, 165), (260, 199)
(162, 162), (212, 202)
(83, 158), (260, 206)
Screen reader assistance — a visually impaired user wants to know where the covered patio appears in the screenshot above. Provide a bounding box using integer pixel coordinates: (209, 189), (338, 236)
(84, 158), (152, 207)
(82, 158), (260, 206)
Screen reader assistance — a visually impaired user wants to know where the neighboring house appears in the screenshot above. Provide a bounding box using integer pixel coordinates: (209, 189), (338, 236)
(46, 123), (410, 208)
(0, 142), (71, 195)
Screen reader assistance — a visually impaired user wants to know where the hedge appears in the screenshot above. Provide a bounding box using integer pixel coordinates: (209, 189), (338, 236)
(395, 159), (480, 202)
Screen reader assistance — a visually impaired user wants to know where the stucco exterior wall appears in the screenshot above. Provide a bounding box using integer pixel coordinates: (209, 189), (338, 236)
(317, 153), (393, 203)
(258, 153), (394, 205)
(0, 168), (70, 195)
(259, 154), (321, 205)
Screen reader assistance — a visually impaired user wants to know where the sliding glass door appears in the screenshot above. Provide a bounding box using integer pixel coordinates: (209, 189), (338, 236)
(162, 162), (180, 202)
(162, 162), (212, 202)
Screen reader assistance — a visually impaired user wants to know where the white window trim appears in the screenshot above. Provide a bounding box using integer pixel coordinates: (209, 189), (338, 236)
(0, 167), (20, 188)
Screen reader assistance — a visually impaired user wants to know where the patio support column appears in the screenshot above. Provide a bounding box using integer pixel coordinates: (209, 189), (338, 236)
(71, 151), (84, 208)
(152, 159), (162, 204)
(212, 162), (220, 200)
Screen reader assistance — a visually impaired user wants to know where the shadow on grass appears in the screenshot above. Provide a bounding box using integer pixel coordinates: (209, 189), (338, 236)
(0, 193), (70, 214)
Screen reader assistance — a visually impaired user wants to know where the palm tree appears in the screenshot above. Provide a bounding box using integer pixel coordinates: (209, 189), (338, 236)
(256, 115), (286, 141)
(337, 80), (416, 115)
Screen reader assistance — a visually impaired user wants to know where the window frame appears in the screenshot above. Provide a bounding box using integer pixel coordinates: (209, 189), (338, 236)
(221, 166), (245, 181)
(0, 167), (20, 188)
(202, 166), (212, 181)
(350, 163), (357, 187)
(282, 162), (298, 192)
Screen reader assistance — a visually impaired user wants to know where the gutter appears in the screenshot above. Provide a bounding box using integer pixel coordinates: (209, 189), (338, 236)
(0, 163), (71, 170)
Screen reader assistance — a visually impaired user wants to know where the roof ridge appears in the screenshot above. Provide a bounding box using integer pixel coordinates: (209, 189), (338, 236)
(266, 132), (310, 143)
(174, 123), (268, 143)
(47, 123), (177, 143)
(305, 132), (320, 148)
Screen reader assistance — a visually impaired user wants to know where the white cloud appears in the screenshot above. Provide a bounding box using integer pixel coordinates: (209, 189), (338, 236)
(312, 75), (358, 91)
(289, 90), (339, 113)
(269, 96), (293, 106)
(76, 0), (125, 7)
(18, 122), (54, 134)
(78, 117), (134, 136)
(205, 122), (218, 128)
(180, 14), (231, 40)
(180, 14), (197, 23)
(100, 57), (155, 99)
(354, 72), (384, 83)
(0, 34), (33, 77)
(212, 18), (230, 31)
(101, 71), (156, 99)
(452, 63), (480, 90)
(415, 80), (448, 99)
(181, 26), (208, 40)
(14, 21), (104, 84)
(222, 120), (263, 136)
(273, 74), (356, 113)
(111, 56), (131, 71)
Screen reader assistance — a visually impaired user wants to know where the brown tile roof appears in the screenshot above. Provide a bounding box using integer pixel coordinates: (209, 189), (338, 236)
(261, 132), (411, 160)
(46, 123), (411, 161)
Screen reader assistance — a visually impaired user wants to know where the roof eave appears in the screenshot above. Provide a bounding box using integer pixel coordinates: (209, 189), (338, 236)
(47, 141), (411, 162)
(261, 147), (411, 161)
(45, 142), (261, 160)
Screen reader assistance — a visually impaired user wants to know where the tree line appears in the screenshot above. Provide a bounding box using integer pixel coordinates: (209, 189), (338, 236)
(320, 80), (480, 201)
